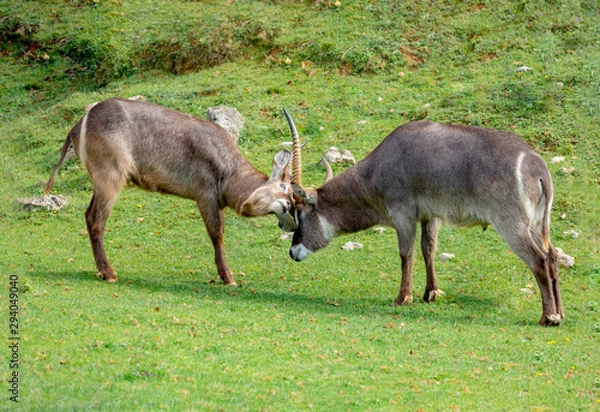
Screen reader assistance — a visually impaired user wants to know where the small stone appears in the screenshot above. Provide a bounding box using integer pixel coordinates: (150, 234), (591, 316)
(562, 230), (579, 239)
(556, 248), (575, 268)
(550, 156), (565, 163)
(438, 253), (455, 261)
(559, 167), (575, 174)
(279, 232), (293, 241)
(323, 147), (356, 165)
(341, 242), (363, 251)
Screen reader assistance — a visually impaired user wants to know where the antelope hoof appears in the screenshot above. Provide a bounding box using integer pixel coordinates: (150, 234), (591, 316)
(539, 313), (562, 326)
(423, 288), (445, 303)
(97, 272), (118, 282)
(222, 277), (237, 287)
(393, 295), (413, 306)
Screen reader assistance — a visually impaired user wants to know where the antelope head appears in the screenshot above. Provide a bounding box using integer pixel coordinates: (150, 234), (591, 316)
(241, 149), (295, 232)
(282, 108), (335, 259)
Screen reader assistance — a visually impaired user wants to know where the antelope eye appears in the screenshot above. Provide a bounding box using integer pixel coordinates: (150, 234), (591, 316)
(279, 183), (287, 191)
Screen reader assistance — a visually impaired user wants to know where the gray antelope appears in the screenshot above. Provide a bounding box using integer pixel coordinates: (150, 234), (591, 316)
(44, 98), (296, 285)
(284, 113), (563, 326)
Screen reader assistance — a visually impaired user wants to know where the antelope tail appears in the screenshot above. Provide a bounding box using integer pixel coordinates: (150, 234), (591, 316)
(44, 133), (74, 194)
(539, 178), (553, 253)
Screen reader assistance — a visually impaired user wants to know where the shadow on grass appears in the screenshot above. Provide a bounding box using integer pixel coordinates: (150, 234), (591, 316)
(28, 267), (533, 327)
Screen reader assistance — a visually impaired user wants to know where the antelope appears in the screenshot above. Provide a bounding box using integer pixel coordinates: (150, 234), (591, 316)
(44, 98), (296, 285)
(284, 113), (563, 326)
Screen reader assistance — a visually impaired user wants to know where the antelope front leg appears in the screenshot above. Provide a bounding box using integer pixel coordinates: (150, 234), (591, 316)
(199, 204), (236, 285)
(421, 219), (444, 302)
(394, 247), (415, 305)
(393, 225), (417, 306)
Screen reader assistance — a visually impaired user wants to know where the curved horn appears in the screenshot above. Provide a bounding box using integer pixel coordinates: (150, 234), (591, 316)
(320, 156), (333, 183)
(283, 108), (302, 186)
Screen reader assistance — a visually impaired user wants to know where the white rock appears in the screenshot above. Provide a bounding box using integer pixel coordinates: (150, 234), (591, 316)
(562, 230), (579, 239)
(18, 194), (68, 211)
(323, 147), (355, 165)
(556, 247), (575, 268)
(339, 150), (355, 165)
(517, 66), (532, 72)
(206, 106), (245, 142)
(279, 232), (294, 241)
(550, 156), (565, 163)
(559, 167), (575, 174)
(438, 253), (455, 261)
(341, 242), (363, 251)
(356, 120), (368, 125)
(373, 227), (386, 233)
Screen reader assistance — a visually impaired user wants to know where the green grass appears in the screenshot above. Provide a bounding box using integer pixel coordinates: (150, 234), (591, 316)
(1, 0), (599, 410)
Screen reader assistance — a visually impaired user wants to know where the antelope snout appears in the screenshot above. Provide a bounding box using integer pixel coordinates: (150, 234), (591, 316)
(274, 199), (291, 214)
(289, 244), (312, 262)
(283, 199), (292, 214)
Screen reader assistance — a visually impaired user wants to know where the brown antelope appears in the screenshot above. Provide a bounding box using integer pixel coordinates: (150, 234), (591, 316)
(44, 98), (296, 285)
(285, 113), (563, 326)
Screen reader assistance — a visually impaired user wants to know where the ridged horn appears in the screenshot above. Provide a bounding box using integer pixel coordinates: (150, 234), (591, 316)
(283, 108), (302, 186)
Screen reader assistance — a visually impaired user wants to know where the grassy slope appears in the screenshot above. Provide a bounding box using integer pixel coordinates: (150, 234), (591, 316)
(1, 0), (599, 410)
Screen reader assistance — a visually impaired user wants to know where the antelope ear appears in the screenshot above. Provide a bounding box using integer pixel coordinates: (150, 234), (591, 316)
(269, 150), (292, 181)
(292, 183), (316, 205)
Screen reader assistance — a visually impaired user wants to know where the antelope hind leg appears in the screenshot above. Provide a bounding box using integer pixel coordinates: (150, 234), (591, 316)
(538, 246), (563, 326)
(85, 191), (119, 282)
(496, 223), (563, 326)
